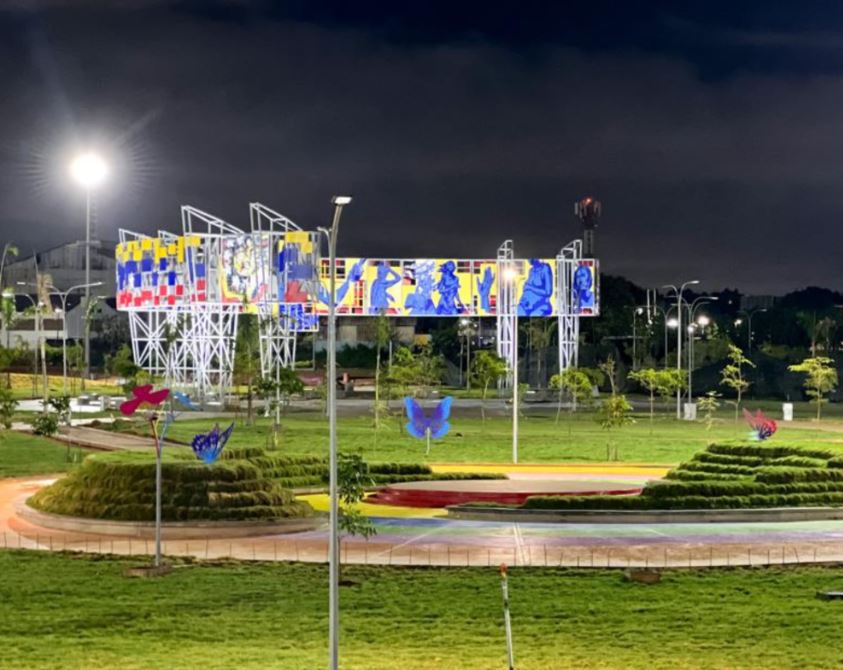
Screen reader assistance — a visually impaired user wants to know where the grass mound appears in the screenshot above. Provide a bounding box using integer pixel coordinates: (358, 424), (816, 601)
(522, 443), (843, 511)
(29, 448), (314, 522)
(28, 445), (502, 522)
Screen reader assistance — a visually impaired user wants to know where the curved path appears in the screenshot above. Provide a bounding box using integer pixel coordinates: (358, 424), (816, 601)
(5, 471), (843, 568)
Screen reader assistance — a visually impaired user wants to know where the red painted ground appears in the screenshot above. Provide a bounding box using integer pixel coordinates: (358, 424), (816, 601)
(366, 478), (643, 508)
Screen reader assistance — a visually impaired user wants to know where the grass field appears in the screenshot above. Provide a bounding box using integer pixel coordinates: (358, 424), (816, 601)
(115, 406), (843, 465)
(4, 372), (123, 400)
(1, 550), (843, 670)
(0, 432), (89, 477)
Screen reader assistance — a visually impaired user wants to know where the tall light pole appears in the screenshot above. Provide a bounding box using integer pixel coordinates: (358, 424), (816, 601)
(48, 282), (103, 393)
(631, 306), (644, 370)
(686, 296), (717, 403)
(663, 280), (699, 418)
(318, 194), (351, 670)
(741, 308), (767, 355)
(69, 152), (108, 382)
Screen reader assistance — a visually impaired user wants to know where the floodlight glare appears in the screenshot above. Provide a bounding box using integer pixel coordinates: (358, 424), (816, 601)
(70, 152), (108, 189)
(331, 195), (352, 206)
(502, 267), (518, 281)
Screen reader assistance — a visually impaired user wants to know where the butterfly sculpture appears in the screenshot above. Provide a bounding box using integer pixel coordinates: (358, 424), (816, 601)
(404, 396), (453, 454)
(120, 384), (170, 416)
(743, 408), (778, 441)
(191, 423), (235, 465)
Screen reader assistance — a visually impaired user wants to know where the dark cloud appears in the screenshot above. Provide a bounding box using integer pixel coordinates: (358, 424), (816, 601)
(1, 2), (843, 294)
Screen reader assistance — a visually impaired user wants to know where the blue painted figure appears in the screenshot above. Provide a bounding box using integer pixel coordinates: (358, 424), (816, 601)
(476, 267), (494, 313)
(436, 261), (465, 315)
(572, 264), (595, 313)
(318, 259), (367, 307)
(369, 261), (402, 313)
(404, 260), (436, 315)
(518, 259), (553, 316)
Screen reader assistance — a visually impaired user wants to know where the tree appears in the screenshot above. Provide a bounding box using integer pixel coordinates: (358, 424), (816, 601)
(335, 453), (377, 583)
(549, 368), (593, 426)
(628, 368), (684, 429)
(470, 350), (507, 424)
(628, 368), (660, 424)
(233, 310), (260, 424)
(596, 394), (634, 461)
(0, 291), (16, 387)
(697, 391), (721, 431)
(720, 344), (755, 422)
(789, 356), (838, 420)
(0, 385), (14, 429)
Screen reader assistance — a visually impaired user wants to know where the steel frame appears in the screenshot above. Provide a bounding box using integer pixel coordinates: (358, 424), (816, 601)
(556, 239), (583, 372)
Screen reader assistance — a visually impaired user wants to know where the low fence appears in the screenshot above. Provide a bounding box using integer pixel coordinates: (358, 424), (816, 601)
(4, 529), (843, 569)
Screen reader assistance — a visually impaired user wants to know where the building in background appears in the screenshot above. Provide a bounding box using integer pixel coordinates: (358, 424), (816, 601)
(4, 240), (116, 296)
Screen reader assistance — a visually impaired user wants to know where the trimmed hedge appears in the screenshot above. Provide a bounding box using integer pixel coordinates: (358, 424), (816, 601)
(519, 442), (843, 512)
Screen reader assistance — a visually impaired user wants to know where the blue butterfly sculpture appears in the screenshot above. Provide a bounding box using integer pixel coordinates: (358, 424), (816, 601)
(404, 396), (453, 454)
(191, 423), (235, 465)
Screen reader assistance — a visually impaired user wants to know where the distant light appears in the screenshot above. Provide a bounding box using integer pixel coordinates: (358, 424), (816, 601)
(460, 318), (471, 325)
(687, 325), (695, 333)
(331, 195), (352, 206)
(734, 319), (743, 326)
(667, 318), (679, 328)
(635, 307), (644, 315)
(697, 315), (710, 327)
(70, 153), (108, 189)
(502, 267), (518, 281)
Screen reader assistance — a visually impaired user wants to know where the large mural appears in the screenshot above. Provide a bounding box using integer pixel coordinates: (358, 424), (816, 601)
(116, 234), (599, 322)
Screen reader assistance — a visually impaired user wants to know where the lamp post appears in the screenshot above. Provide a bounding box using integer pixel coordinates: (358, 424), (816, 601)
(47, 282), (103, 393)
(686, 296), (717, 403)
(740, 308), (767, 355)
(459, 318), (476, 390)
(69, 152), (108, 382)
(501, 265), (519, 464)
(318, 194), (351, 670)
(631, 306), (644, 370)
(663, 280), (699, 418)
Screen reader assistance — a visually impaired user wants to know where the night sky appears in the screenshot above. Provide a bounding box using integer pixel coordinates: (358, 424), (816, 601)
(2, 1), (843, 294)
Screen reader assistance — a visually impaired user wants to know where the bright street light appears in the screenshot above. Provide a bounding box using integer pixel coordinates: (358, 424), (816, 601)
(70, 153), (108, 189)
(331, 195), (352, 206)
(69, 151), (109, 384)
(666, 317), (679, 328)
(697, 315), (710, 327)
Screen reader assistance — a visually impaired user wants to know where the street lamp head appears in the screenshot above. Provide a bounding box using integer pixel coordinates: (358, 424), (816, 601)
(666, 317), (679, 328)
(70, 152), (108, 189)
(697, 315), (710, 327)
(331, 195), (352, 206)
(502, 267), (518, 282)
(687, 325), (695, 333)
(734, 318), (743, 326)
(635, 307), (644, 314)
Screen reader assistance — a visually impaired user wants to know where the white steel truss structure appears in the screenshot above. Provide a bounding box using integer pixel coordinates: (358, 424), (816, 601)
(118, 204), (591, 399)
(556, 239), (583, 372)
(495, 240), (517, 388)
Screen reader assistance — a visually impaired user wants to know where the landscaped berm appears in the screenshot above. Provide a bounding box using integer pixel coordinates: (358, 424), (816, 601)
(28, 447), (316, 522)
(520, 443), (843, 511)
(27, 444), (500, 522)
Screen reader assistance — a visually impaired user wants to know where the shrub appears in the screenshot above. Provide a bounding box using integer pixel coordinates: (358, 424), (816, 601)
(30, 413), (59, 437)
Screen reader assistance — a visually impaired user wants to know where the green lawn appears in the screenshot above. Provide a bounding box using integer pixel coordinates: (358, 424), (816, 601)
(1, 550), (843, 669)
(0, 432), (89, 477)
(116, 407), (843, 465)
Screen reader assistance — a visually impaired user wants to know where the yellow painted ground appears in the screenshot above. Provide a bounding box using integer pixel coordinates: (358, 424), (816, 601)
(298, 493), (444, 518)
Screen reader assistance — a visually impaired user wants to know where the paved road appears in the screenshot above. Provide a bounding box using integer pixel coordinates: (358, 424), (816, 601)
(5, 474), (843, 568)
